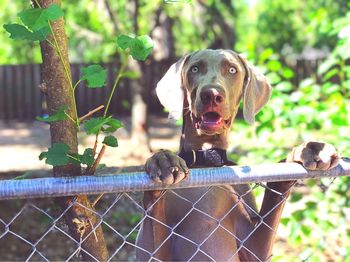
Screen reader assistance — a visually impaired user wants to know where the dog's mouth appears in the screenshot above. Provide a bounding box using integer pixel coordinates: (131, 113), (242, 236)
(194, 112), (231, 133)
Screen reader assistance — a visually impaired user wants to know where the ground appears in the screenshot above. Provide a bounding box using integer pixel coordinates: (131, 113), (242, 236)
(0, 115), (181, 174)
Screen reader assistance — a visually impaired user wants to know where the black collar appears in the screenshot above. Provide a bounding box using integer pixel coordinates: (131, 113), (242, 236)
(178, 148), (232, 167)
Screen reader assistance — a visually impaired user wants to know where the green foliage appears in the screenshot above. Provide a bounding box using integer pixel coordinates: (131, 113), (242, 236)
(81, 65), (107, 88)
(2, 0), (350, 259)
(3, 3), (63, 42)
(164, 0), (192, 3)
(71, 148), (95, 166)
(36, 105), (68, 122)
(116, 34), (154, 61)
(18, 4), (63, 31)
(83, 117), (123, 135)
(39, 143), (71, 166)
(103, 135), (118, 147)
(3, 23), (50, 41)
(3, 3), (152, 173)
(234, 11), (350, 260)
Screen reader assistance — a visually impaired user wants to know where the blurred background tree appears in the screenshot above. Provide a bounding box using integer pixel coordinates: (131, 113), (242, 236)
(0, 0), (349, 260)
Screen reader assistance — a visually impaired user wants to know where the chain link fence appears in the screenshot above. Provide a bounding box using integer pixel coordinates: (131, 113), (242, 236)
(1, 160), (349, 261)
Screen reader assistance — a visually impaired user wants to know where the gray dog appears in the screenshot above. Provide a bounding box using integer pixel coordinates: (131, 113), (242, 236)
(136, 49), (339, 261)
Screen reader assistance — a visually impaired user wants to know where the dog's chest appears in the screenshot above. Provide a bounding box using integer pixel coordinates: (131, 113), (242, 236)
(164, 185), (247, 227)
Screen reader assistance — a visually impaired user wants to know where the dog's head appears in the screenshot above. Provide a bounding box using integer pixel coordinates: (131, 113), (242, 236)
(156, 49), (271, 135)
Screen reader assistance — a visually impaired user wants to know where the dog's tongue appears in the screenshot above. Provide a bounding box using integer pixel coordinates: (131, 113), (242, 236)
(202, 112), (222, 125)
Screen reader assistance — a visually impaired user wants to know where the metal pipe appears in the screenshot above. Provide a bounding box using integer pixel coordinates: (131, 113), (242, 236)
(0, 159), (349, 200)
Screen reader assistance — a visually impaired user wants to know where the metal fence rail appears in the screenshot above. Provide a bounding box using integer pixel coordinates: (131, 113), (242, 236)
(0, 159), (349, 261)
(1, 159), (349, 200)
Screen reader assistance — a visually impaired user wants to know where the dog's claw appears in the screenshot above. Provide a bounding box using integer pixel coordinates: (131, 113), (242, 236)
(287, 141), (340, 171)
(145, 150), (190, 185)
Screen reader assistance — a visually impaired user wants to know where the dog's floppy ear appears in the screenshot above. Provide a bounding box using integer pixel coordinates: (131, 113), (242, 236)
(238, 54), (272, 124)
(156, 55), (190, 120)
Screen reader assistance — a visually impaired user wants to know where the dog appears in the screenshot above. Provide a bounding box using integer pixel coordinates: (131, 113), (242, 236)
(136, 49), (339, 261)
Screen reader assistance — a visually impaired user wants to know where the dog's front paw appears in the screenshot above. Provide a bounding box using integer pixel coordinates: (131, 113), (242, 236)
(287, 141), (340, 170)
(145, 150), (189, 184)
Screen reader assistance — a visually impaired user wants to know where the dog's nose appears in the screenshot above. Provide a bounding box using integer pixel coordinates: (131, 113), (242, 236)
(200, 88), (224, 106)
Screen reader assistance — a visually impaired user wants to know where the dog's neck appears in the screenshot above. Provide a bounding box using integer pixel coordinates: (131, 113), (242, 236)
(180, 113), (229, 151)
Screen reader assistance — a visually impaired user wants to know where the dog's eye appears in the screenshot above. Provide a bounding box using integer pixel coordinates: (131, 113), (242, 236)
(229, 67), (237, 74)
(190, 66), (199, 73)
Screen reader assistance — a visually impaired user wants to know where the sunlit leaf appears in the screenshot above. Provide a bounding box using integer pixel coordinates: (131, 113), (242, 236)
(117, 34), (133, 50)
(39, 143), (70, 166)
(45, 3), (64, 21)
(318, 57), (337, 75)
(18, 4), (63, 31)
(101, 117), (123, 133)
(116, 34), (154, 61)
(81, 64), (107, 88)
(290, 192), (303, 202)
(84, 117), (110, 134)
(129, 35), (154, 61)
(18, 8), (47, 31)
(84, 117), (122, 134)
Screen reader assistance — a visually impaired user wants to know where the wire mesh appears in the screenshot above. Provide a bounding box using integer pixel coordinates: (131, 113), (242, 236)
(0, 159), (349, 261)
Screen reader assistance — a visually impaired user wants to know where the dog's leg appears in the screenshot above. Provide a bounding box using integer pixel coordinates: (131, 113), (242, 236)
(140, 190), (171, 261)
(239, 142), (339, 261)
(139, 150), (189, 260)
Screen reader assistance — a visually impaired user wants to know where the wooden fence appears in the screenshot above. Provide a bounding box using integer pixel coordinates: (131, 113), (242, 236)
(0, 61), (173, 122)
(0, 58), (321, 122)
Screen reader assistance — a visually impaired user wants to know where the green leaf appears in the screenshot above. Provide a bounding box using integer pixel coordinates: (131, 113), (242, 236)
(103, 135), (118, 147)
(4, 23), (33, 40)
(18, 4), (63, 31)
(84, 117), (110, 134)
(18, 8), (47, 31)
(318, 57), (337, 75)
(39, 143), (70, 166)
(36, 105), (68, 122)
(300, 224), (312, 236)
(81, 65), (107, 88)
(32, 25), (51, 40)
(121, 70), (141, 79)
(130, 35), (154, 61)
(80, 148), (95, 166)
(116, 34), (153, 61)
(117, 34), (134, 50)
(280, 217), (290, 226)
(323, 68), (339, 81)
(281, 68), (294, 79)
(3, 23), (50, 41)
(84, 117), (122, 135)
(290, 192), (303, 202)
(305, 201), (317, 210)
(45, 3), (64, 21)
(101, 117), (123, 133)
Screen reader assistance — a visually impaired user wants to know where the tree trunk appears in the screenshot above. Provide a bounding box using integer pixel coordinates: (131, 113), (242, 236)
(38, 0), (109, 260)
(130, 0), (152, 155)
